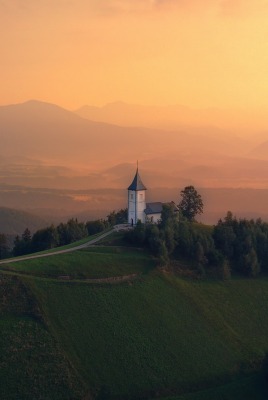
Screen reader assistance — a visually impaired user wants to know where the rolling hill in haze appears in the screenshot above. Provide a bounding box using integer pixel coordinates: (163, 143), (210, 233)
(1, 100), (268, 222)
(0, 100), (263, 186)
(0, 100), (252, 168)
(0, 100), (153, 167)
(0, 207), (47, 235)
(75, 101), (268, 133)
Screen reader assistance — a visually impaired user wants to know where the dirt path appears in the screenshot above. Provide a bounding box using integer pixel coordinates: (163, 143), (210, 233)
(57, 273), (138, 284)
(0, 225), (129, 266)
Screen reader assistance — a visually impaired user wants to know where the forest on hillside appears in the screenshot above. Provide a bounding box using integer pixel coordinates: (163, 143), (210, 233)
(0, 209), (127, 259)
(126, 207), (268, 279)
(1, 202), (268, 279)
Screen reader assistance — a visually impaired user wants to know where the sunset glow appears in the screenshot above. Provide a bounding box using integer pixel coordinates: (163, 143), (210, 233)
(1, 0), (268, 111)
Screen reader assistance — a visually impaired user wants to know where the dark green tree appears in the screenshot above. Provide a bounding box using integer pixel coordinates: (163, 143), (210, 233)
(86, 220), (106, 236)
(147, 225), (161, 255)
(13, 228), (32, 256)
(158, 240), (169, 267)
(160, 203), (177, 255)
(160, 203), (177, 228)
(22, 228), (31, 243)
(176, 220), (193, 256)
(243, 247), (260, 277)
(57, 219), (87, 245)
(0, 233), (9, 259)
(22, 228), (32, 254)
(213, 221), (236, 259)
(178, 186), (204, 222)
(31, 225), (59, 252)
(163, 226), (176, 255)
(107, 209), (128, 226)
(13, 235), (22, 256)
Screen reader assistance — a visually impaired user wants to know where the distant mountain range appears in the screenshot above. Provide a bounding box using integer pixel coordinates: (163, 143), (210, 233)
(74, 101), (268, 133)
(0, 99), (261, 187)
(1, 100), (268, 222)
(0, 100), (146, 167)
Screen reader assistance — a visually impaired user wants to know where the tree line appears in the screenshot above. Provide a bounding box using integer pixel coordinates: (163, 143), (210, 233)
(1, 184), (268, 279)
(0, 209), (127, 259)
(125, 187), (268, 279)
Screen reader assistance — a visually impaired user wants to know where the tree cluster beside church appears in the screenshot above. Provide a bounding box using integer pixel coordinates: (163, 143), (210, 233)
(126, 167), (268, 279)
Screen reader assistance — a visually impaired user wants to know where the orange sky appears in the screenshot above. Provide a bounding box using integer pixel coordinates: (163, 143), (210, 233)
(1, 0), (268, 111)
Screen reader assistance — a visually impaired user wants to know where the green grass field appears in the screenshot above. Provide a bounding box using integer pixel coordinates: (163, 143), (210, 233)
(1, 243), (268, 399)
(26, 271), (268, 399)
(0, 274), (84, 400)
(162, 372), (268, 400)
(3, 246), (155, 279)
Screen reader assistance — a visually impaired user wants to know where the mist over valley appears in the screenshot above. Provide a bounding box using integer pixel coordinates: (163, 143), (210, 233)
(1, 100), (268, 228)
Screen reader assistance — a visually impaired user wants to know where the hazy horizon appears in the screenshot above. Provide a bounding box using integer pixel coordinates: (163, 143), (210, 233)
(3, 97), (268, 134)
(2, 1), (268, 112)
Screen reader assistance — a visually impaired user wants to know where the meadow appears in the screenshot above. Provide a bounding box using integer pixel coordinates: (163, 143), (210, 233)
(0, 274), (83, 400)
(1, 238), (268, 399)
(3, 246), (155, 279)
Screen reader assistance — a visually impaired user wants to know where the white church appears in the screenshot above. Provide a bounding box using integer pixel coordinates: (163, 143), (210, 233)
(127, 167), (179, 225)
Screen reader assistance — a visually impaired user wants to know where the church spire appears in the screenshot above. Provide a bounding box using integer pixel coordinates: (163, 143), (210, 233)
(127, 165), (147, 191)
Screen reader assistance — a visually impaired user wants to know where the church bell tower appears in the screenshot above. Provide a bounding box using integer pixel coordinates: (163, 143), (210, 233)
(127, 166), (147, 225)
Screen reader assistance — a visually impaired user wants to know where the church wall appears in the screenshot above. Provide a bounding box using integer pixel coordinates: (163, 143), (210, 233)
(128, 190), (135, 224)
(136, 190), (146, 223)
(128, 189), (146, 224)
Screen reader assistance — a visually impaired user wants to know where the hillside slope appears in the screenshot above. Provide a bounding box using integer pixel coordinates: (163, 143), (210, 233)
(0, 274), (84, 400)
(2, 245), (268, 399)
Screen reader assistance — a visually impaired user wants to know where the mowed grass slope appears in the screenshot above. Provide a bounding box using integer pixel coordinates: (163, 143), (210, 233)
(162, 372), (268, 400)
(0, 274), (84, 400)
(26, 266), (268, 399)
(2, 244), (268, 399)
(28, 274), (233, 398)
(4, 246), (155, 279)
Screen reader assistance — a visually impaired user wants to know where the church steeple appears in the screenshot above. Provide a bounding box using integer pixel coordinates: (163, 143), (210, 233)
(127, 167), (147, 191)
(127, 165), (147, 225)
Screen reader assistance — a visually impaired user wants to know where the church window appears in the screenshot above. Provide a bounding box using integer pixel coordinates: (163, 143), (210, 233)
(139, 194), (143, 200)
(130, 194), (134, 200)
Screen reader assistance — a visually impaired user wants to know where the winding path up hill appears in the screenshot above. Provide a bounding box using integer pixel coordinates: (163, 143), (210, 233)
(0, 225), (127, 265)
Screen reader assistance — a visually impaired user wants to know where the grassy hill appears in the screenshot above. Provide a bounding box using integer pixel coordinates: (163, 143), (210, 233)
(0, 274), (84, 400)
(1, 241), (268, 399)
